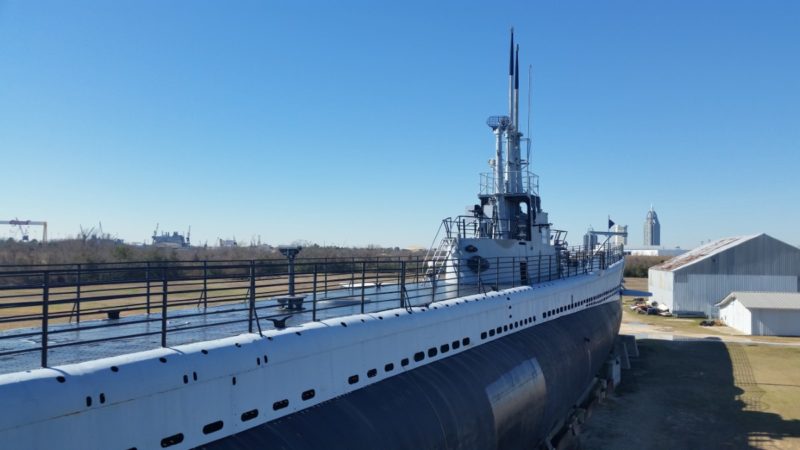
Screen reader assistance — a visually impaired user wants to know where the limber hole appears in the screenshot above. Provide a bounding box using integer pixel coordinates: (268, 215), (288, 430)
(202, 420), (224, 435)
(272, 399), (289, 411)
(241, 409), (258, 422)
(160, 433), (184, 448)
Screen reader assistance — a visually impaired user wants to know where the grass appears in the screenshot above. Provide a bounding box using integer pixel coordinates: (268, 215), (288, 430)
(578, 277), (800, 449)
(579, 339), (800, 449)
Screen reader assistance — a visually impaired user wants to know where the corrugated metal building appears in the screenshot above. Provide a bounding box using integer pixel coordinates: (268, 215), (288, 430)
(648, 234), (800, 317)
(717, 292), (800, 336)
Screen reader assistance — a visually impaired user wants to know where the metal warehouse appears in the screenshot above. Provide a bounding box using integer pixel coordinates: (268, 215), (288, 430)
(717, 292), (800, 336)
(648, 234), (800, 317)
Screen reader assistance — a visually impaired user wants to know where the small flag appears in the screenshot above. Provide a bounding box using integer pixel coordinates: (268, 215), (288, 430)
(608, 218), (615, 229)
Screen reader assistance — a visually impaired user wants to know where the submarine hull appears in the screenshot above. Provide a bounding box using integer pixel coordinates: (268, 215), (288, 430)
(200, 300), (621, 449)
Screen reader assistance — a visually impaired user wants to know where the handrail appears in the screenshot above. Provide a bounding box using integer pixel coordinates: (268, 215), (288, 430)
(0, 248), (624, 373)
(479, 170), (539, 195)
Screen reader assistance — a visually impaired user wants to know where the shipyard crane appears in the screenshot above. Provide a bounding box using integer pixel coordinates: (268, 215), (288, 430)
(1, 219), (47, 242)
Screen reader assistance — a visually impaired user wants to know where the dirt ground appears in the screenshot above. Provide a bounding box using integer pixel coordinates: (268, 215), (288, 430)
(577, 278), (800, 450)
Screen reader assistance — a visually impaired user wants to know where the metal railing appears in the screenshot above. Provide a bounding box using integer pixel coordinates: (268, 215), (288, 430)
(479, 170), (539, 196)
(0, 248), (623, 372)
(442, 216), (537, 240)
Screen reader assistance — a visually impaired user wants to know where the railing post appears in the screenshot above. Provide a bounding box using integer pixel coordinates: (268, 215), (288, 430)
(360, 261), (366, 314)
(161, 265), (168, 347)
(430, 270), (437, 304)
(400, 261), (407, 308)
(584, 251), (588, 274)
(41, 271), (49, 367)
(496, 257), (500, 288)
(312, 264), (318, 321)
(323, 258), (328, 298)
(349, 258), (355, 293)
(512, 257), (516, 287)
(146, 261), (151, 315)
(248, 260), (255, 333)
(537, 254), (542, 284)
(75, 264), (81, 324)
(203, 260), (208, 310)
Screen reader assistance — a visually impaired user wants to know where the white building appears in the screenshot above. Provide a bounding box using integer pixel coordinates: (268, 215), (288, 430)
(611, 224), (627, 247)
(717, 292), (800, 336)
(625, 248), (687, 257)
(648, 234), (800, 317)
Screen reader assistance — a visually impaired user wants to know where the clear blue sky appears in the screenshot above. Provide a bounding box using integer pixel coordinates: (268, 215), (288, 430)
(1, 1), (798, 249)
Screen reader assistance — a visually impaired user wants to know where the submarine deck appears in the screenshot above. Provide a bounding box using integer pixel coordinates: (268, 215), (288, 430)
(0, 250), (622, 375)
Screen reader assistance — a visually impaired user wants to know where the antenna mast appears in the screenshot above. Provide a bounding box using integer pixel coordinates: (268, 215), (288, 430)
(527, 64), (532, 142)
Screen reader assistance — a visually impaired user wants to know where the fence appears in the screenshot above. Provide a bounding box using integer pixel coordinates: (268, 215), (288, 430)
(0, 247), (623, 371)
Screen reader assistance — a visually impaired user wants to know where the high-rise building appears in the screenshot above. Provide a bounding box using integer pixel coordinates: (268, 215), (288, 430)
(583, 227), (598, 250)
(644, 206), (660, 246)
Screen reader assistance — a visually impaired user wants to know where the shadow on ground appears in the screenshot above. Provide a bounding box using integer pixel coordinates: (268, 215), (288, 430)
(578, 338), (800, 449)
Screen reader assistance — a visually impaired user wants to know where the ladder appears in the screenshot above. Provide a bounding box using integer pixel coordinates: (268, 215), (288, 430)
(426, 237), (455, 279)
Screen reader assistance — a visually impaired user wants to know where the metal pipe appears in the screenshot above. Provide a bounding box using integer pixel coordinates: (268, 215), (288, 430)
(508, 28), (514, 127)
(41, 271), (49, 367)
(203, 261), (208, 310)
(288, 256), (296, 297)
(248, 261), (255, 333)
(496, 257), (500, 288)
(161, 266), (168, 347)
(360, 262), (366, 314)
(146, 262), (151, 315)
(75, 264), (81, 324)
(400, 261), (406, 309)
(494, 127), (505, 195)
(312, 264), (318, 322)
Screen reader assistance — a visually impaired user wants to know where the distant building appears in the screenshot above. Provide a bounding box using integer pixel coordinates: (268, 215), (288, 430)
(648, 234), (800, 317)
(717, 292), (800, 336)
(610, 224), (627, 247)
(219, 238), (238, 247)
(624, 248), (687, 257)
(152, 231), (189, 248)
(583, 227), (598, 250)
(643, 206), (660, 246)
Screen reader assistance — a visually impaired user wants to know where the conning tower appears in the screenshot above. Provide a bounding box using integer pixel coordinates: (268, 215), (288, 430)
(433, 30), (558, 286)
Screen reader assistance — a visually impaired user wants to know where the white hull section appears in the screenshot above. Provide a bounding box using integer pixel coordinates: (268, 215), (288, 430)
(0, 261), (623, 450)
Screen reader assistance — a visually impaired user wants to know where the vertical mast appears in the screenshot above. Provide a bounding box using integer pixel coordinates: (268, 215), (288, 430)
(506, 39), (522, 194)
(508, 28), (515, 129)
(514, 45), (520, 132)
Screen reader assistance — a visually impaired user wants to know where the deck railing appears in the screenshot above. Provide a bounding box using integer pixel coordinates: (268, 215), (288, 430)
(0, 248), (623, 371)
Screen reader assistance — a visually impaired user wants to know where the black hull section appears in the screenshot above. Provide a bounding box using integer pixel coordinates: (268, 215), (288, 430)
(200, 301), (621, 450)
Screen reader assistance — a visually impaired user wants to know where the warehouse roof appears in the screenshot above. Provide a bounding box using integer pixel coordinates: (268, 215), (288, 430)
(716, 291), (800, 310)
(650, 234), (761, 272)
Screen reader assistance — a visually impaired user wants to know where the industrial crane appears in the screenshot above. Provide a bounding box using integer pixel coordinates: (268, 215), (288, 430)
(1, 219), (48, 242)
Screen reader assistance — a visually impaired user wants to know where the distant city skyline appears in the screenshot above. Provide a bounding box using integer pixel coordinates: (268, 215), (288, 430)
(1, 2), (798, 250)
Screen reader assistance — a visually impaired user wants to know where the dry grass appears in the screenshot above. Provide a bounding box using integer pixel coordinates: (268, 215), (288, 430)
(579, 339), (800, 449)
(578, 277), (800, 449)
